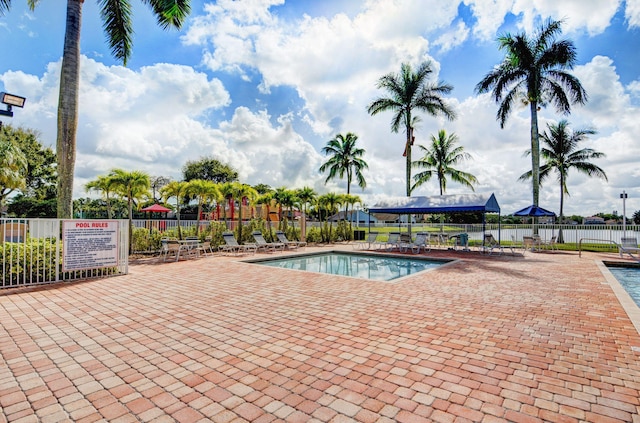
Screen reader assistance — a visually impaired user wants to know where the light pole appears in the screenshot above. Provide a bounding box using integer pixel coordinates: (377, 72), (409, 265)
(621, 191), (628, 237)
(0, 92), (26, 129)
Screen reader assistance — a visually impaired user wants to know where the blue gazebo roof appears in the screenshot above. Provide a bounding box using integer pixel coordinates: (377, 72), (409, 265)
(369, 193), (500, 215)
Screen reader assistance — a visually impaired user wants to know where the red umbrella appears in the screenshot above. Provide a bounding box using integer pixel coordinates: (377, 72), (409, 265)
(141, 204), (172, 213)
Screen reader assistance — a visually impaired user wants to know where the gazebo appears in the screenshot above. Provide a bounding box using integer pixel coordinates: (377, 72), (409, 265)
(368, 193), (502, 240)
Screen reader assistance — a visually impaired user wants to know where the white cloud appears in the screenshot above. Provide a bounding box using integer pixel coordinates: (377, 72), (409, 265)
(626, 0), (640, 27)
(512, 0), (621, 35)
(464, 0), (514, 40)
(434, 21), (470, 52)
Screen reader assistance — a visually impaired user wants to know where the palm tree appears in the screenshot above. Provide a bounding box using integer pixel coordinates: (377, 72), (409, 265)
(519, 120), (606, 238)
(475, 18), (587, 208)
(185, 179), (219, 236)
(85, 174), (117, 218)
(0, 2), (191, 218)
(295, 186), (316, 218)
(0, 138), (27, 207)
(232, 183), (258, 241)
(368, 61), (456, 197)
(109, 169), (150, 250)
(318, 192), (342, 242)
(160, 180), (189, 239)
(412, 129), (478, 195)
(319, 132), (368, 194)
(218, 182), (236, 227)
(273, 187), (296, 232)
(256, 192), (275, 235)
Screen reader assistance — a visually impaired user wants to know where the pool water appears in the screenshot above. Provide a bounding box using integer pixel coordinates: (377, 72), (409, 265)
(250, 251), (448, 282)
(608, 266), (640, 307)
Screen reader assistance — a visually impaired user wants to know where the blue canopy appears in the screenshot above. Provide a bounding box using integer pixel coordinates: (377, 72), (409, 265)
(513, 205), (556, 217)
(369, 193), (500, 215)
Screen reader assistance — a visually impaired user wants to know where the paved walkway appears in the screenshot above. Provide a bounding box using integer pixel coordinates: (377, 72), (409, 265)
(1, 246), (640, 422)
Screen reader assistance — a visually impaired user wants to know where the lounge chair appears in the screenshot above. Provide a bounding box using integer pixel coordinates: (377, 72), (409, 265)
(619, 237), (640, 260)
(377, 232), (401, 251)
(251, 231), (285, 252)
(161, 239), (181, 261)
(479, 233), (504, 255)
(219, 232), (257, 255)
(198, 236), (214, 256)
(353, 231), (379, 250)
(275, 230), (306, 249)
(541, 236), (558, 251)
(401, 232), (430, 254)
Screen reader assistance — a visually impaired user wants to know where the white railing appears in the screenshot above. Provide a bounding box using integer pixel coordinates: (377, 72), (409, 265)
(1, 218), (129, 289)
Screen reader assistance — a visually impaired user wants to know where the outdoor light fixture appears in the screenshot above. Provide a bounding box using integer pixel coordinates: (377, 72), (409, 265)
(0, 92), (26, 117)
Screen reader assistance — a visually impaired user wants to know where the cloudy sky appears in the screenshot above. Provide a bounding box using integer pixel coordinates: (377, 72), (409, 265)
(1, 0), (639, 216)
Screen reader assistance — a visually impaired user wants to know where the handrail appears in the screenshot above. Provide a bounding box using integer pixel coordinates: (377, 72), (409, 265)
(578, 238), (619, 258)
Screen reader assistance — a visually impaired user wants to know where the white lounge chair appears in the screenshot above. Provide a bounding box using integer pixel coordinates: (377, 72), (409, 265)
(220, 232), (257, 255)
(401, 232), (430, 254)
(479, 233), (504, 255)
(619, 237), (640, 260)
(377, 232), (401, 251)
(276, 230), (306, 249)
(251, 231), (285, 252)
(353, 231), (379, 250)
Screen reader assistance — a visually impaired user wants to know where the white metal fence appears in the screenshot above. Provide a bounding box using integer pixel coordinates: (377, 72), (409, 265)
(1, 218), (129, 290)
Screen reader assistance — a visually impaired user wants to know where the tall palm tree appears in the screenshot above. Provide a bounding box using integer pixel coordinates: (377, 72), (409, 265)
(218, 182), (235, 227)
(85, 174), (117, 218)
(412, 129), (478, 195)
(160, 180), (189, 239)
(519, 120), (606, 230)
(368, 61), (456, 197)
(0, 1), (191, 218)
(232, 183), (258, 241)
(109, 169), (150, 250)
(0, 138), (27, 206)
(185, 179), (219, 236)
(475, 18), (587, 207)
(256, 192), (275, 235)
(319, 132), (368, 194)
(295, 186), (316, 218)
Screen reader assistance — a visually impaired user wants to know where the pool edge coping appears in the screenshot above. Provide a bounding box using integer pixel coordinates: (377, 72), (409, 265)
(597, 260), (640, 337)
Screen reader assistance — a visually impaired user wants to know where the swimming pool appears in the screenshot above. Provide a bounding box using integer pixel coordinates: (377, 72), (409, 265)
(607, 264), (640, 307)
(248, 251), (450, 282)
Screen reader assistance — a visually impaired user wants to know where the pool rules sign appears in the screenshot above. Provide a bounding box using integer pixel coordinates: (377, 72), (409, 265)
(62, 220), (119, 271)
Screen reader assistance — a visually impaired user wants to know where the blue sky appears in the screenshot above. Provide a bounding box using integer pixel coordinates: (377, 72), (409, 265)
(1, 0), (639, 216)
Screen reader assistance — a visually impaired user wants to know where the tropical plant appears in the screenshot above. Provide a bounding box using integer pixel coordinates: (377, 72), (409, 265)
(109, 169), (150, 250)
(475, 18), (587, 207)
(0, 1), (191, 218)
(256, 192), (275, 235)
(319, 132), (368, 194)
(85, 174), (118, 219)
(317, 192), (342, 242)
(218, 182), (236, 225)
(273, 187), (296, 231)
(519, 120), (606, 227)
(295, 186), (317, 218)
(368, 61), (456, 197)
(412, 129), (478, 195)
(161, 181), (189, 240)
(185, 179), (220, 235)
(0, 138), (27, 206)
(231, 183), (258, 241)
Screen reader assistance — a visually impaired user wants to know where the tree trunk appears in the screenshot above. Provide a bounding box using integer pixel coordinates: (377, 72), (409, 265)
(558, 173), (565, 243)
(56, 0), (83, 218)
(530, 101), (540, 235)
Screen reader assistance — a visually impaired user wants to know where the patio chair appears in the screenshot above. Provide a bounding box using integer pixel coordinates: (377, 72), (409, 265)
(220, 232), (257, 255)
(541, 236), (558, 251)
(619, 237), (640, 260)
(161, 239), (182, 262)
(353, 231), (379, 250)
(198, 236), (214, 256)
(401, 232), (430, 254)
(251, 231), (285, 252)
(377, 232), (401, 251)
(479, 233), (504, 255)
(275, 230), (306, 249)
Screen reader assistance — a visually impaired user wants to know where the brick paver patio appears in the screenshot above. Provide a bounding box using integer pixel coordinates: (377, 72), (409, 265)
(1, 246), (640, 422)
